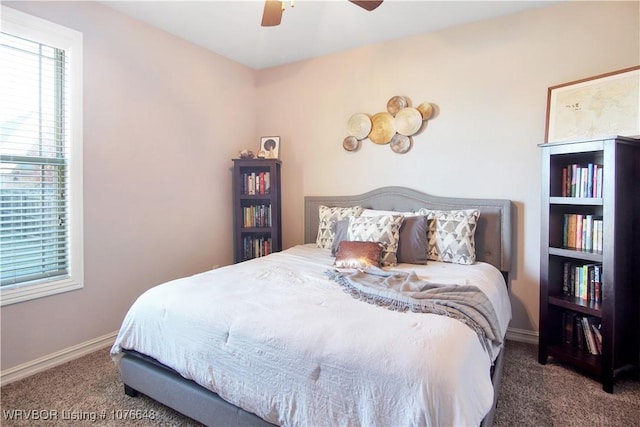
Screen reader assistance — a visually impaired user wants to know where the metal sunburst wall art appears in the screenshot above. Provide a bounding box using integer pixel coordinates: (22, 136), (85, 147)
(343, 96), (435, 154)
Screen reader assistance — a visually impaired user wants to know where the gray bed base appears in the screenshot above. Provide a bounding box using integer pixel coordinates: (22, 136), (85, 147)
(119, 186), (513, 427)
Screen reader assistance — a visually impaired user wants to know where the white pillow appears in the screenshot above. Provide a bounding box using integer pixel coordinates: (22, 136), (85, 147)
(361, 208), (417, 217)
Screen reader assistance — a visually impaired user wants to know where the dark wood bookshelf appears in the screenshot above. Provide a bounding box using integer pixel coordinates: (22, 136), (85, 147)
(539, 136), (640, 393)
(232, 158), (282, 263)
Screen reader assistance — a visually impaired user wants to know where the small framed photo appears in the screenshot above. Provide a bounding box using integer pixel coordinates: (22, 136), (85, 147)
(259, 136), (280, 159)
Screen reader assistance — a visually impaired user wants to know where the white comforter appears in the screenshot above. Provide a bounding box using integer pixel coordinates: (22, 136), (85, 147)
(111, 244), (511, 426)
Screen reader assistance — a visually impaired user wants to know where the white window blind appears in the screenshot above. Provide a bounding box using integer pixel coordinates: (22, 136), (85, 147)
(1, 7), (83, 305)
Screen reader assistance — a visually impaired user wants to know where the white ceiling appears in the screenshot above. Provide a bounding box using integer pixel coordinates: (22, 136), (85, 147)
(99, 0), (559, 70)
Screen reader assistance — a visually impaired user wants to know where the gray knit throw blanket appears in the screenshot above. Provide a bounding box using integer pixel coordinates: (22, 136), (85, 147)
(325, 267), (503, 357)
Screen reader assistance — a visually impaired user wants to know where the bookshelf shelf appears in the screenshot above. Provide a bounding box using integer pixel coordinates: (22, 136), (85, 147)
(548, 295), (601, 317)
(548, 247), (603, 262)
(539, 136), (640, 393)
(549, 197), (603, 206)
(238, 194), (273, 200)
(232, 159), (282, 263)
(240, 227), (273, 233)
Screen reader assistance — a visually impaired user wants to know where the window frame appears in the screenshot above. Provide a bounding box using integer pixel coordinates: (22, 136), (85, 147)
(1, 6), (83, 306)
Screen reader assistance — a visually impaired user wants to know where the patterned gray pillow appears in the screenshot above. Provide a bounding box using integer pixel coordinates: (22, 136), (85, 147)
(316, 206), (364, 249)
(417, 208), (480, 265)
(347, 214), (405, 266)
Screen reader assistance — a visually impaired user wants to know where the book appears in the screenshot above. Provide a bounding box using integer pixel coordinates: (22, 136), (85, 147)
(588, 264), (595, 302)
(593, 264), (602, 303)
(591, 322), (603, 354)
(575, 214), (583, 249)
(580, 264), (588, 301)
(580, 167), (588, 198)
(582, 316), (598, 355)
(584, 214), (593, 251)
(567, 214), (576, 248)
(574, 316), (585, 350)
(563, 311), (576, 345)
(562, 261), (571, 295)
(249, 173), (256, 195)
(265, 172), (270, 194)
(594, 218), (603, 252)
(595, 165), (603, 197)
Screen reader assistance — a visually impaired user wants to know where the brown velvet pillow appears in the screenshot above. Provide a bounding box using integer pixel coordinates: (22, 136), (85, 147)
(334, 241), (383, 269)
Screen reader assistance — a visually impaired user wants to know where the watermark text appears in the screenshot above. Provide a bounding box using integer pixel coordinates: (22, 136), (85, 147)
(2, 409), (157, 422)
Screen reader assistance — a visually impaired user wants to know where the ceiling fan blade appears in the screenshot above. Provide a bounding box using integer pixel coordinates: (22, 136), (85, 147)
(262, 0), (283, 27)
(349, 0), (384, 12)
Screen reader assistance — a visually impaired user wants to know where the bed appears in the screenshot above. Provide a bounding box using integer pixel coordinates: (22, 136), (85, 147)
(111, 186), (512, 426)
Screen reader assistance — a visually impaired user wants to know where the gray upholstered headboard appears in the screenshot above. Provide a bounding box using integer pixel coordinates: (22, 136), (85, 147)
(304, 186), (512, 273)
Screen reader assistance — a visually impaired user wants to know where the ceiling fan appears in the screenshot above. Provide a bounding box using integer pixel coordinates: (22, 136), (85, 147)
(262, 0), (384, 27)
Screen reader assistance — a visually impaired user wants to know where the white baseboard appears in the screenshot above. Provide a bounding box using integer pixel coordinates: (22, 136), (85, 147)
(0, 331), (118, 386)
(505, 326), (539, 344)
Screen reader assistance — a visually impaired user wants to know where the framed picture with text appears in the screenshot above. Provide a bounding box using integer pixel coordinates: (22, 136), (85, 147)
(259, 136), (280, 159)
(545, 66), (640, 143)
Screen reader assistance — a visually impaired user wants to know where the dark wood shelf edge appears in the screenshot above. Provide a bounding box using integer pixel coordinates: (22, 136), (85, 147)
(548, 247), (603, 262)
(547, 343), (601, 376)
(549, 197), (603, 205)
(548, 295), (602, 317)
(238, 194), (274, 199)
(240, 228), (274, 233)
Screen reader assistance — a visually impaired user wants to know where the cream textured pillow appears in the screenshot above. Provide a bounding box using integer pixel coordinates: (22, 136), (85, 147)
(347, 214), (404, 266)
(418, 208), (480, 265)
(316, 206), (364, 249)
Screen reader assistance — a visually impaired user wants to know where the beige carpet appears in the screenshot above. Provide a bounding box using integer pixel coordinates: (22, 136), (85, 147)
(1, 341), (638, 426)
(494, 342), (639, 427)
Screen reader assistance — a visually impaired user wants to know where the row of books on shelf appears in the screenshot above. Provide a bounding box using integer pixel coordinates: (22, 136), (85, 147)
(243, 204), (272, 228)
(562, 261), (602, 303)
(563, 213), (603, 252)
(562, 311), (602, 355)
(241, 236), (272, 260)
(561, 163), (603, 198)
(241, 171), (271, 195)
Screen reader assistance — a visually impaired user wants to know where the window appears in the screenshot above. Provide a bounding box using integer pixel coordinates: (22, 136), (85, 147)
(1, 7), (83, 305)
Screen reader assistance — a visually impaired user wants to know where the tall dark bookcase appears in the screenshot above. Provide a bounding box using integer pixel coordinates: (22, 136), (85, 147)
(538, 136), (640, 392)
(232, 159), (282, 263)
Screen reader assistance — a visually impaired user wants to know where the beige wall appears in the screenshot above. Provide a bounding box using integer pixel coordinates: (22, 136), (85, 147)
(1, 1), (257, 370)
(1, 1), (638, 371)
(256, 1), (639, 337)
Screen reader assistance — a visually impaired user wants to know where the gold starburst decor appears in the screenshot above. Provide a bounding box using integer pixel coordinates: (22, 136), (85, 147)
(344, 96), (435, 154)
